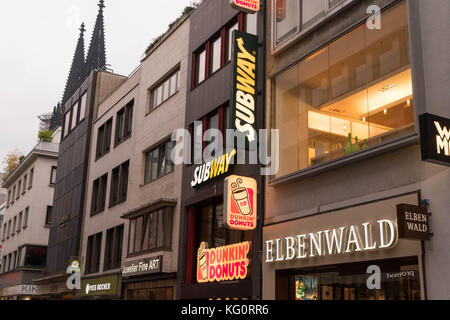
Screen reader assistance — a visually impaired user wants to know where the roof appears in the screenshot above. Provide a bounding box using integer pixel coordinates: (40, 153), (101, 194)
(2, 141), (59, 188)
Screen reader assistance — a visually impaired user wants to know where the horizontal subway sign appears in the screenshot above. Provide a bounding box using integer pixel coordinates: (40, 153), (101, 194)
(122, 256), (163, 277)
(419, 113), (450, 166)
(396, 204), (430, 241)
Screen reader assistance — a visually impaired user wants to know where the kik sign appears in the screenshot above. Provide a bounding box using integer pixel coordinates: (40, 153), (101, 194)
(231, 30), (258, 150)
(419, 113), (450, 166)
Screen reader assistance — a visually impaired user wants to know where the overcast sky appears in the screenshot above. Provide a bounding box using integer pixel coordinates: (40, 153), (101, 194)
(0, 0), (192, 168)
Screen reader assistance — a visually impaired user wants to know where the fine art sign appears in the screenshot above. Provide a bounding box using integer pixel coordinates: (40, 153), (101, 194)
(122, 256), (163, 277)
(419, 113), (450, 166)
(197, 241), (251, 283)
(396, 204), (430, 241)
(224, 175), (257, 231)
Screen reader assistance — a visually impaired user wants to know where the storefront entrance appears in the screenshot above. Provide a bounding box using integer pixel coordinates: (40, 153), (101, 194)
(276, 257), (421, 300)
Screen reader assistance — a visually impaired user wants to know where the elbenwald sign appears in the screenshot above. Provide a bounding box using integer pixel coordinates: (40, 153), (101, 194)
(396, 204), (430, 241)
(419, 113), (450, 166)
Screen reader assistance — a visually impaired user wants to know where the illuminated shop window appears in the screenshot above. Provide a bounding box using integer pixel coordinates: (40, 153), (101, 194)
(272, 1), (413, 178)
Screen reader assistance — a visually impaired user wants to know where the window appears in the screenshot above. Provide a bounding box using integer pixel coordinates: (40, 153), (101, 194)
(115, 100), (134, 146)
(22, 175), (27, 194)
(150, 68), (181, 111)
(2, 223), (6, 241)
(91, 174), (108, 215)
(11, 185), (16, 204)
(17, 181), (21, 200)
(7, 190), (11, 207)
(197, 49), (206, 84)
(104, 225), (124, 271)
(71, 101), (79, 129)
(7, 220), (11, 238)
(96, 118), (113, 159)
(128, 207), (173, 255)
(45, 206), (52, 226)
(246, 11), (258, 36)
(1, 256), (5, 273)
(211, 37), (222, 74)
(228, 22), (239, 61)
(79, 91), (87, 121)
(28, 168), (34, 189)
(17, 212), (22, 233)
(109, 160), (129, 207)
(64, 111), (71, 137)
(144, 140), (175, 184)
(12, 251), (17, 270)
(274, 0), (347, 47)
(272, 1), (413, 178)
(23, 207), (29, 229)
(85, 232), (102, 274)
(50, 166), (57, 185)
(12, 216), (16, 236)
(190, 104), (229, 163)
(23, 246), (47, 268)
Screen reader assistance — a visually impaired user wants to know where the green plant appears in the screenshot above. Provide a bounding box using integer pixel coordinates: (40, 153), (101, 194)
(38, 130), (53, 142)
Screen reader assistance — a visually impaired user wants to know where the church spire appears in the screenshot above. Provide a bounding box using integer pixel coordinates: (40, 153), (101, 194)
(61, 23), (86, 106)
(86, 0), (107, 73)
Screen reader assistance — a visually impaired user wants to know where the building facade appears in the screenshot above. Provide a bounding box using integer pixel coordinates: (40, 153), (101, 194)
(176, 0), (264, 300)
(263, 0), (450, 300)
(0, 135), (59, 300)
(79, 13), (191, 300)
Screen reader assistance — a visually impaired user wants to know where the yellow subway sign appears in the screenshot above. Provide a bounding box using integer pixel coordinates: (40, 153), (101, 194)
(231, 30), (258, 150)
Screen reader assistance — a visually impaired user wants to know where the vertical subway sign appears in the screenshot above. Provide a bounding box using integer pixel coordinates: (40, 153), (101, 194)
(231, 30), (258, 151)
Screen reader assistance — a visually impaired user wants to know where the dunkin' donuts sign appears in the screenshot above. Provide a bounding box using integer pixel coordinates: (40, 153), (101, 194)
(197, 241), (251, 283)
(224, 175), (257, 231)
(230, 0), (260, 13)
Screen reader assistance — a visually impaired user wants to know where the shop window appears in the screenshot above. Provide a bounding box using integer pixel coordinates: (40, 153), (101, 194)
(96, 118), (113, 159)
(149, 68), (180, 112)
(50, 166), (57, 185)
(23, 246), (47, 268)
(115, 100), (134, 146)
(274, 0), (349, 47)
(144, 140), (175, 184)
(91, 173), (108, 215)
(104, 225), (124, 271)
(126, 287), (174, 300)
(276, 257), (422, 300)
(272, 1), (413, 178)
(85, 232), (102, 274)
(128, 207), (173, 255)
(110, 160), (129, 207)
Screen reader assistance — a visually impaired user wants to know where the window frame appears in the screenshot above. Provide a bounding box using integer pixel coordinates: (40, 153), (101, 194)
(103, 224), (124, 271)
(269, 0), (417, 184)
(45, 206), (52, 227)
(272, 0), (356, 54)
(115, 100), (134, 147)
(144, 140), (175, 185)
(96, 117), (113, 160)
(127, 207), (173, 257)
(85, 232), (102, 274)
(148, 66), (181, 113)
(91, 173), (108, 215)
(109, 160), (129, 208)
(50, 166), (57, 185)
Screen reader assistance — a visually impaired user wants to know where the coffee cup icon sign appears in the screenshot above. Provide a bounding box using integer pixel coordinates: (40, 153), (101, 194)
(198, 242), (208, 281)
(232, 187), (252, 216)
